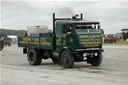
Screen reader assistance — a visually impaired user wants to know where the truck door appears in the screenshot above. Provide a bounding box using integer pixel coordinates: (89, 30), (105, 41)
(56, 24), (73, 50)
(65, 25), (73, 46)
(55, 24), (67, 51)
(65, 24), (79, 50)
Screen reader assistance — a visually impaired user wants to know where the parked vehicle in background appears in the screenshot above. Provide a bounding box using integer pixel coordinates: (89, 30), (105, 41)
(104, 34), (117, 43)
(3, 37), (12, 46)
(0, 34), (12, 51)
(0, 36), (4, 51)
(121, 29), (128, 41)
(7, 35), (17, 44)
(0, 41), (4, 51)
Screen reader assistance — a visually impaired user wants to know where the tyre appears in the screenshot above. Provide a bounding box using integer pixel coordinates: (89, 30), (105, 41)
(90, 52), (102, 66)
(109, 40), (112, 43)
(27, 49), (42, 65)
(114, 40), (116, 43)
(0, 41), (4, 51)
(104, 40), (106, 43)
(8, 43), (11, 46)
(52, 58), (59, 64)
(60, 50), (74, 68)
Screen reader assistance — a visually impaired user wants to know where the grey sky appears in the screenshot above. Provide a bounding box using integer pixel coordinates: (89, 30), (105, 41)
(1, 1), (128, 34)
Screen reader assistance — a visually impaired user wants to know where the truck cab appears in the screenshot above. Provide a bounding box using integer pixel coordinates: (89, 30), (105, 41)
(55, 20), (102, 51)
(53, 14), (103, 67)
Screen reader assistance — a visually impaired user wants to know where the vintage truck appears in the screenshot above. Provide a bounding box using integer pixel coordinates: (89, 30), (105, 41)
(18, 13), (104, 68)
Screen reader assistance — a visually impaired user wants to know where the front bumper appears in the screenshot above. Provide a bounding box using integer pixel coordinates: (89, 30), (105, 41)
(76, 48), (104, 52)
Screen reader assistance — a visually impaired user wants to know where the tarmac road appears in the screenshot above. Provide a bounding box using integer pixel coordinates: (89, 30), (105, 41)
(1, 45), (128, 85)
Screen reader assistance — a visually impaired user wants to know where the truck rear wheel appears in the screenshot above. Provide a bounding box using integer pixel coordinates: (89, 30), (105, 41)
(90, 52), (102, 66)
(27, 49), (42, 65)
(60, 50), (74, 68)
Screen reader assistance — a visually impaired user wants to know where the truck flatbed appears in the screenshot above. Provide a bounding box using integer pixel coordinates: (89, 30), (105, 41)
(18, 36), (53, 50)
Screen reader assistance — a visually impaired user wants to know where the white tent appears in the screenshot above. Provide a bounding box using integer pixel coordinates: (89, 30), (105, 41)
(7, 35), (17, 44)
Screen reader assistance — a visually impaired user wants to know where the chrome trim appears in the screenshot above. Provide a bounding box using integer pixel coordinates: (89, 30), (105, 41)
(76, 48), (104, 52)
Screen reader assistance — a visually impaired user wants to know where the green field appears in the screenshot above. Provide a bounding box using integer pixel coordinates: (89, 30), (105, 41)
(103, 40), (128, 45)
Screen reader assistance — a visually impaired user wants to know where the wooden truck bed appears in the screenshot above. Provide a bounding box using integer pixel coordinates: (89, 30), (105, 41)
(18, 36), (53, 50)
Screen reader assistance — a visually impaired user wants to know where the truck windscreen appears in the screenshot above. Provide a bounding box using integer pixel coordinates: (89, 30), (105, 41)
(76, 25), (100, 33)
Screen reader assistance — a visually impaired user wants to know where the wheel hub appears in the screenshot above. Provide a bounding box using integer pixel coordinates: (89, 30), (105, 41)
(30, 53), (34, 61)
(63, 54), (68, 64)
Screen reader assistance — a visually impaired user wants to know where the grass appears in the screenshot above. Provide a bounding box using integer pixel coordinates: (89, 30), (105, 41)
(103, 40), (128, 45)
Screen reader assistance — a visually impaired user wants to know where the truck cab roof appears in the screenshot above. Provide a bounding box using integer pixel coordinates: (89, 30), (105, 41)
(121, 29), (128, 32)
(56, 20), (100, 24)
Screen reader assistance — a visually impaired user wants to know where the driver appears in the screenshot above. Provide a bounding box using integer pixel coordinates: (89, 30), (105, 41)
(67, 26), (73, 34)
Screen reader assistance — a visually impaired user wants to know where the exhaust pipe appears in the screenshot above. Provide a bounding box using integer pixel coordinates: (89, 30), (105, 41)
(81, 13), (83, 20)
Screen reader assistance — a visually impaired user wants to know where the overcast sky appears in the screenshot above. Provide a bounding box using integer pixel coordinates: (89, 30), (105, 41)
(1, 1), (128, 34)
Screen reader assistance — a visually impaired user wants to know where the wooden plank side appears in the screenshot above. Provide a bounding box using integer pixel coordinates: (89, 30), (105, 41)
(40, 37), (53, 50)
(18, 36), (53, 50)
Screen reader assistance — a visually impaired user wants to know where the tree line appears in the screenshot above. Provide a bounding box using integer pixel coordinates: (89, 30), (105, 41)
(0, 29), (26, 36)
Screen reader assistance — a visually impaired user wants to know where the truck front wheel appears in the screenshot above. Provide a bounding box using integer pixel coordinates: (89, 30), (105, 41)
(27, 49), (42, 65)
(60, 50), (74, 68)
(89, 52), (102, 66)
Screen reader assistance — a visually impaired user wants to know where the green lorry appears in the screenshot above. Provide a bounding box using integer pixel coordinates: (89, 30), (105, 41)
(18, 13), (104, 68)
